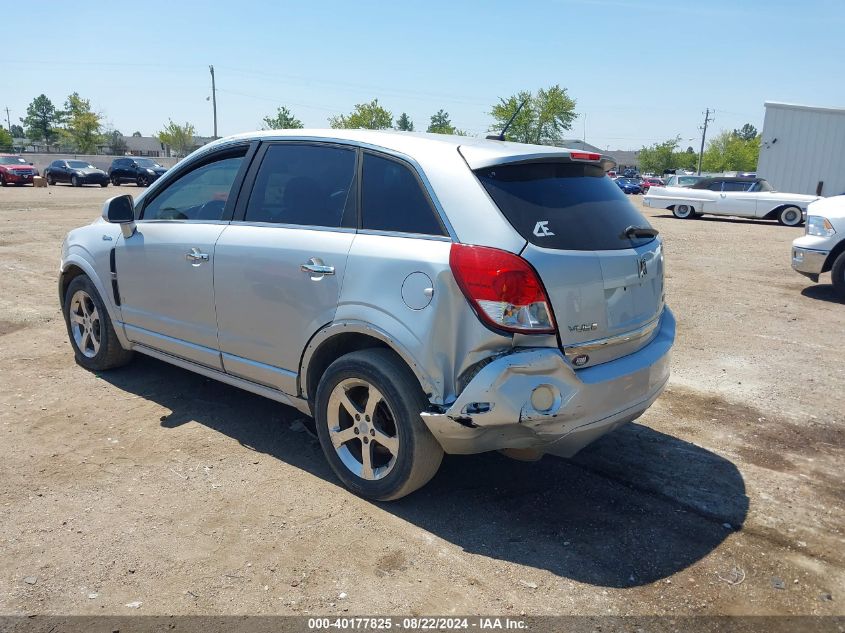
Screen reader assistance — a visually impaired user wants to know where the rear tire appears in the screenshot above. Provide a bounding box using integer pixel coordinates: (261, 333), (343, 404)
(111, 175), (120, 186)
(673, 204), (694, 219)
(47, 174), (55, 185)
(314, 348), (443, 500)
(0, 174), (6, 186)
(100, 181), (109, 188)
(778, 206), (803, 227)
(63, 275), (133, 371)
(832, 251), (845, 301)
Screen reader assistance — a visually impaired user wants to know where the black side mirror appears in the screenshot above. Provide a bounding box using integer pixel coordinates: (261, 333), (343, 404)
(102, 195), (135, 223)
(102, 195), (137, 238)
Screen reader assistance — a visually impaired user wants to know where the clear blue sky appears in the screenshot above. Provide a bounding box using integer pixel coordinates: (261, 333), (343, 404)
(5, 0), (844, 150)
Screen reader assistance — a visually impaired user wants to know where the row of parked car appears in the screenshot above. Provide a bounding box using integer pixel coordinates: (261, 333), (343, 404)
(0, 154), (168, 187)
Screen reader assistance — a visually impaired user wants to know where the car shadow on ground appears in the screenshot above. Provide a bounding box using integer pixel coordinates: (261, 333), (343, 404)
(801, 284), (843, 304)
(100, 355), (748, 589)
(651, 213), (784, 227)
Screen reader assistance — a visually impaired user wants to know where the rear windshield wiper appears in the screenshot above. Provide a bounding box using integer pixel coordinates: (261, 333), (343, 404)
(622, 225), (659, 239)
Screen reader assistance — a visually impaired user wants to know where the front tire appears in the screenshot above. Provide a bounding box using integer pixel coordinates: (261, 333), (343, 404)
(778, 206), (803, 227)
(0, 173), (7, 186)
(63, 275), (133, 371)
(673, 204), (694, 219)
(100, 181), (109, 188)
(71, 175), (81, 187)
(137, 175), (149, 187)
(831, 251), (845, 300)
(314, 349), (443, 500)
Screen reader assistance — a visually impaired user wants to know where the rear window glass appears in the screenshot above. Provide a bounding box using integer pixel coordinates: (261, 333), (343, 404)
(475, 162), (656, 251)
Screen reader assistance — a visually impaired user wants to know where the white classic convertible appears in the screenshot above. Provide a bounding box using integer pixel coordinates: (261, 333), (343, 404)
(643, 176), (820, 226)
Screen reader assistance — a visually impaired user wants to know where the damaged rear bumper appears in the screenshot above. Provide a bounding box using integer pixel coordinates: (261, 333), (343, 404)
(421, 309), (675, 456)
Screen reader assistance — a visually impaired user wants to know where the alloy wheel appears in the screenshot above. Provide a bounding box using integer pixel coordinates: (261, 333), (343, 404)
(68, 290), (101, 358)
(325, 378), (400, 480)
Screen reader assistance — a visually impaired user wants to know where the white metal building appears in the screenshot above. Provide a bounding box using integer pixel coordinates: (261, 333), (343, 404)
(758, 102), (845, 196)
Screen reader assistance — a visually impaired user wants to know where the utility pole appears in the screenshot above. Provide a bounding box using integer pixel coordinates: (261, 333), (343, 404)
(583, 112), (587, 143)
(209, 65), (218, 139)
(4, 107), (10, 132)
(697, 108), (714, 175)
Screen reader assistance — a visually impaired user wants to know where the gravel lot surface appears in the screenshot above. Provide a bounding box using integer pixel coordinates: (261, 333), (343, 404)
(0, 185), (842, 617)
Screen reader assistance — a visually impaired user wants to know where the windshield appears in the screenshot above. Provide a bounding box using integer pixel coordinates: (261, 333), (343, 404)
(678, 176), (703, 186)
(475, 162), (656, 251)
(67, 160), (96, 169)
(0, 156), (27, 165)
(135, 158), (163, 168)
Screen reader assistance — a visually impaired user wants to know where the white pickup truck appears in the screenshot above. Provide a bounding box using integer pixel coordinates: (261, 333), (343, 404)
(792, 195), (845, 299)
(643, 176), (820, 226)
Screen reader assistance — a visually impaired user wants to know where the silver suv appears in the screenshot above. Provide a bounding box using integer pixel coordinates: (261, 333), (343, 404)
(59, 130), (675, 500)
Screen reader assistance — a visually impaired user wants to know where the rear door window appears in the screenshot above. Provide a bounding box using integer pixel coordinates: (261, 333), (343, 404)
(244, 143), (357, 228)
(361, 153), (445, 236)
(475, 162), (655, 251)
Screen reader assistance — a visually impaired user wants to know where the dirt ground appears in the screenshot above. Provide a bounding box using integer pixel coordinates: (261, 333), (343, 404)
(0, 184), (843, 617)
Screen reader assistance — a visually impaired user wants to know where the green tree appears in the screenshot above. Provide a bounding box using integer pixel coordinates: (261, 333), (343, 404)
(157, 120), (195, 157)
(262, 106), (304, 130)
(10, 124), (24, 138)
(489, 85), (577, 144)
(60, 93), (103, 154)
(733, 123), (758, 141)
(0, 128), (12, 151)
(106, 130), (127, 155)
(638, 137), (682, 174)
(329, 99), (392, 129)
(701, 130), (760, 172)
(427, 109), (456, 134)
(21, 94), (61, 144)
(395, 112), (414, 131)
(132, 131), (142, 137)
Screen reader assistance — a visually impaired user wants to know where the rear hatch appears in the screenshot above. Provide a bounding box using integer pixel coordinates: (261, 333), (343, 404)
(470, 159), (664, 367)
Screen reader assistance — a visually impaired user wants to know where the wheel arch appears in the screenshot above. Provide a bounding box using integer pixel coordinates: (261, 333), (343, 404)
(823, 239), (845, 274)
(58, 263), (87, 308)
(763, 204), (801, 221)
(299, 322), (438, 407)
(59, 255), (130, 348)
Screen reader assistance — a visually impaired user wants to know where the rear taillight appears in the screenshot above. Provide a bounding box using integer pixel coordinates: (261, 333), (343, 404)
(449, 243), (556, 334)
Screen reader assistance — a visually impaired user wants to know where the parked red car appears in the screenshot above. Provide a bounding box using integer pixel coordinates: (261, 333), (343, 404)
(0, 155), (39, 186)
(640, 177), (665, 193)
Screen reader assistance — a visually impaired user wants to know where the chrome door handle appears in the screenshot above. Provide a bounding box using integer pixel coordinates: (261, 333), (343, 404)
(186, 248), (209, 264)
(300, 263), (335, 275)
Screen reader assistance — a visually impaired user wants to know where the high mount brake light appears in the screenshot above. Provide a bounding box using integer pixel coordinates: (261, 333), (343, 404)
(449, 243), (556, 335)
(570, 152), (601, 161)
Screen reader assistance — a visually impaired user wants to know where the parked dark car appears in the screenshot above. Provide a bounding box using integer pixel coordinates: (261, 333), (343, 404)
(0, 155), (39, 186)
(615, 177), (642, 194)
(622, 168), (639, 179)
(109, 157), (168, 187)
(44, 160), (109, 187)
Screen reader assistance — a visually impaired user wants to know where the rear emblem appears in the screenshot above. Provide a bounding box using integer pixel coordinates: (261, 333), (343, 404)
(533, 221), (555, 237)
(638, 257), (648, 278)
(568, 323), (598, 332)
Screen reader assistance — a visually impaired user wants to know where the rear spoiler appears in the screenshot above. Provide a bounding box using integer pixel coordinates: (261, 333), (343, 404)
(459, 146), (617, 174)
